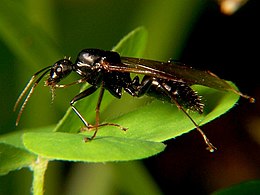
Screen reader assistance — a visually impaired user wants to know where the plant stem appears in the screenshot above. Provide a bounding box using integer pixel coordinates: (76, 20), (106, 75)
(32, 156), (49, 195)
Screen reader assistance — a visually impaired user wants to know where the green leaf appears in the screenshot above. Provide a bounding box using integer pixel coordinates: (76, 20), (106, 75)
(0, 126), (54, 175)
(23, 132), (165, 162)
(0, 143), (36, 175)
(60, 83), (239, 142)
(112, 26), (148, 57)
(212, 180), (260, 195)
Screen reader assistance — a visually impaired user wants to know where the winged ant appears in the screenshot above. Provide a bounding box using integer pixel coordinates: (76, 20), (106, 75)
(14, 49), (255, 152)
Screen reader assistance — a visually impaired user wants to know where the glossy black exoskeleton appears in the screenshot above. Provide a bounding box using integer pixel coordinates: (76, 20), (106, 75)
(14, 49), (255, 152)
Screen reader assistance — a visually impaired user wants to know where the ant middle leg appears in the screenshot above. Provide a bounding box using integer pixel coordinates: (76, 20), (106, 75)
(71, 84), (127, 140)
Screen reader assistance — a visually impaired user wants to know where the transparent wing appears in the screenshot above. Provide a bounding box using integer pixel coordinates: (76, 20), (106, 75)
(103, 57), (253, 100)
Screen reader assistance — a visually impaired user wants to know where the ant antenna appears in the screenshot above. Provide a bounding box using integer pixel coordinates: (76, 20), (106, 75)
(14, 66), (52, 126)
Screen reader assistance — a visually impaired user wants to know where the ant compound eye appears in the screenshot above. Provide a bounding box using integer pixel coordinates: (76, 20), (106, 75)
(56, 66), (63, 74)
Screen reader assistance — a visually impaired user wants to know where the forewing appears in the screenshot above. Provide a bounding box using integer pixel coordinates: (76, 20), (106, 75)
(112, 57), (233, 92)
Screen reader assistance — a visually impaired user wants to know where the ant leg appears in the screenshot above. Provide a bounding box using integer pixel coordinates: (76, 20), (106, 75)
(90, 84), (105, 140)
(70, 85), (99, 128)
(134, 76), (154, 97)
(132, 76), (216, 151)
(87, 83), (128, 140)
(71, 84), (127, 141)
(124, 76), (154, 97)
(158, 82), (217, 152)
(53, 78), (87, 88)
(90, 123), (128, 131)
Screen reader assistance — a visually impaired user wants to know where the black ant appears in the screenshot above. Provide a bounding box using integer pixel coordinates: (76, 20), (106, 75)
(14, 49), (255, 152)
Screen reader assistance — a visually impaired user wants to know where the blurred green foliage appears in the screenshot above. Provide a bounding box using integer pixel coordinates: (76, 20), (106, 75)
(0, 0), (205, 131)
(3, 0), (238, 194)
(1, 0), (259, 194)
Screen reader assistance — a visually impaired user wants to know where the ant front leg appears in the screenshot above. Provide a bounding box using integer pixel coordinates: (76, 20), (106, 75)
(54, 78), (87, 88)
(70, 85), (99, 129)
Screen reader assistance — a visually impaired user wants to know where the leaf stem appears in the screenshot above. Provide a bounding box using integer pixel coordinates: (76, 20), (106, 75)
(31, 156), (49, 195)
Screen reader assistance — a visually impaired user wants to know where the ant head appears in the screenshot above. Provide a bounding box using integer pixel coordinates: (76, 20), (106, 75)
(13, 58), (74, 126)
(46, 59), (73, 86)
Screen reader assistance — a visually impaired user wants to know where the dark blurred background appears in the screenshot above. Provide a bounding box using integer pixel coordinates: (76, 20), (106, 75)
(0, 0), (259, 194)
